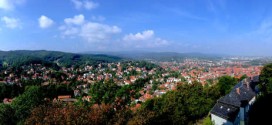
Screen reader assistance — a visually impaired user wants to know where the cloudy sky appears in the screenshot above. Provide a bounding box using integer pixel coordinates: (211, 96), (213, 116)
(0, 0), (272, 56)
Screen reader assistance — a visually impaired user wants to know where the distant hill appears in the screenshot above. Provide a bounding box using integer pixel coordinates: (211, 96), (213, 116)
(83, 51), (223, 61)
(0, 50), (122, 68)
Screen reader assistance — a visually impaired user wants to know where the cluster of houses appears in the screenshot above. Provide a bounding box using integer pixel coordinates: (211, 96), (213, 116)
(159, 59), (262, 85)
(1, 60), (262, 119)
(1, 62), (186, 104)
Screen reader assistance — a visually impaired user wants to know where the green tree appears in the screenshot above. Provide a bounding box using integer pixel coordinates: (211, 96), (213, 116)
(239, 74), (248, 81)
(0, 83), (23, 101)
(176, 82), (212, 123)
(11, 86), (44, 122)
(133, 82), (216, 125)
(203, 115), (213, 125)
(217, 76), (237, 96)
(115, 85), (133, 107)
(0, 103), (16, 125)
(260, 63), (272, 94)
(127, 109), (156, 125)
(89, 80), (120, 104)
(0, 83), (8, 100)
(26, 103), (115, 125)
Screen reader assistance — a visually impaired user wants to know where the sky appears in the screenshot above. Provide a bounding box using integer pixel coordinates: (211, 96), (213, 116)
(0, 0), (272, 56)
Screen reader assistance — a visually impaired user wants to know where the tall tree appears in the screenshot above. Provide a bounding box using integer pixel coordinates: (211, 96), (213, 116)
(217, 76), (238, 96)
(0, 104), (15, 125)
(26, 103), (115, 125)
(133, 82), (217, 125)
(11, 86), (44, 122)
(260, 63), (272, 94)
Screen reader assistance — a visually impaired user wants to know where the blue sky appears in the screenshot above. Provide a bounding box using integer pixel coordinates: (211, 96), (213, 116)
(0, 0), (272, 56)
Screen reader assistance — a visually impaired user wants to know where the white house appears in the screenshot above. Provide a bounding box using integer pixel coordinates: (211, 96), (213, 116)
(211, 77), (258, 125)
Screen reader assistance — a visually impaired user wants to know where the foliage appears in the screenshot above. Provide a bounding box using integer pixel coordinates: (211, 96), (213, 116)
(11, 86), (44, 122)
(136, 61), (159, 70)
(41, 84), (74, 99)
(109, 109), (132, 125)
(202, 115), (213, 125)
(115, 85), (135, 107)
(132, 82), (219, 125)
(25, 103), (115, 125)
(0, 50), (122, 68)
(248, 63), (272, 124)
(89, 80), (121, 104)
(0, 103), (16, 125)
(1, 76), (234, 125)
(217, 76), (238, 96)
(239, 74), (248, 81)
(127, 109), (156, 125)
(116, 52), (222, 62)
(0, 83), (24, 101)
(260, 63), (272, 94)
(169, 71), (181, 78)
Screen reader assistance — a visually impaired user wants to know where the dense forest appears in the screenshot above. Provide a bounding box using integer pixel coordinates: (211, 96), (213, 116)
(85, 52), (222, 62)
(0, 50), (122, 68)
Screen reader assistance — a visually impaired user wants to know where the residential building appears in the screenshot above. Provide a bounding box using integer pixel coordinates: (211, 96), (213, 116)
(211, 77), (258, 125)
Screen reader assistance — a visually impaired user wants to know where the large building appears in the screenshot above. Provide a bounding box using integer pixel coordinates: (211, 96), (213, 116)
(211, 77), (259, 125)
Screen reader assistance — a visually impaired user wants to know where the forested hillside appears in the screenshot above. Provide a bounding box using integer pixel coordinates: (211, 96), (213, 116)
(0, 50), (122, 68)
(84, 51), (222, 62)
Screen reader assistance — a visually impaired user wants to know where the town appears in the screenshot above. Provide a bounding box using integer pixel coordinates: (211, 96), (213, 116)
(0, 51), (270, 124)
(2, 0), (272, 124)
(0, 57), (262, 106)
(158, 58), (262, 85)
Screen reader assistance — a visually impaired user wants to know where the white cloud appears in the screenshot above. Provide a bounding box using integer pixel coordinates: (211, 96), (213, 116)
(38, 15), (54, 29)
(1, 16), (20, 29)
(123, 30), (154, 41)
(71, 0), (82, 9)
(64, 14), (85, 25)
(59, 26), (79, 36)
(0, 0), (25, 11)
(80, 22), (121, 42)
(123, 30), (169, 48)
(84, 0), (98, 10)
(60, 14), (121, 43)
(71, 0), (98, 10)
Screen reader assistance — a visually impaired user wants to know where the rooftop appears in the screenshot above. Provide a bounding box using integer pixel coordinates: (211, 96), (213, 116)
(211, 77), (258, 121)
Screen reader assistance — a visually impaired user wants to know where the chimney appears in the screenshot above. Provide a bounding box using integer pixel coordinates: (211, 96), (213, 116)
(236, 88), (240, 95)
(245, 78), (250, 89)
(246, 82), (250, 89)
